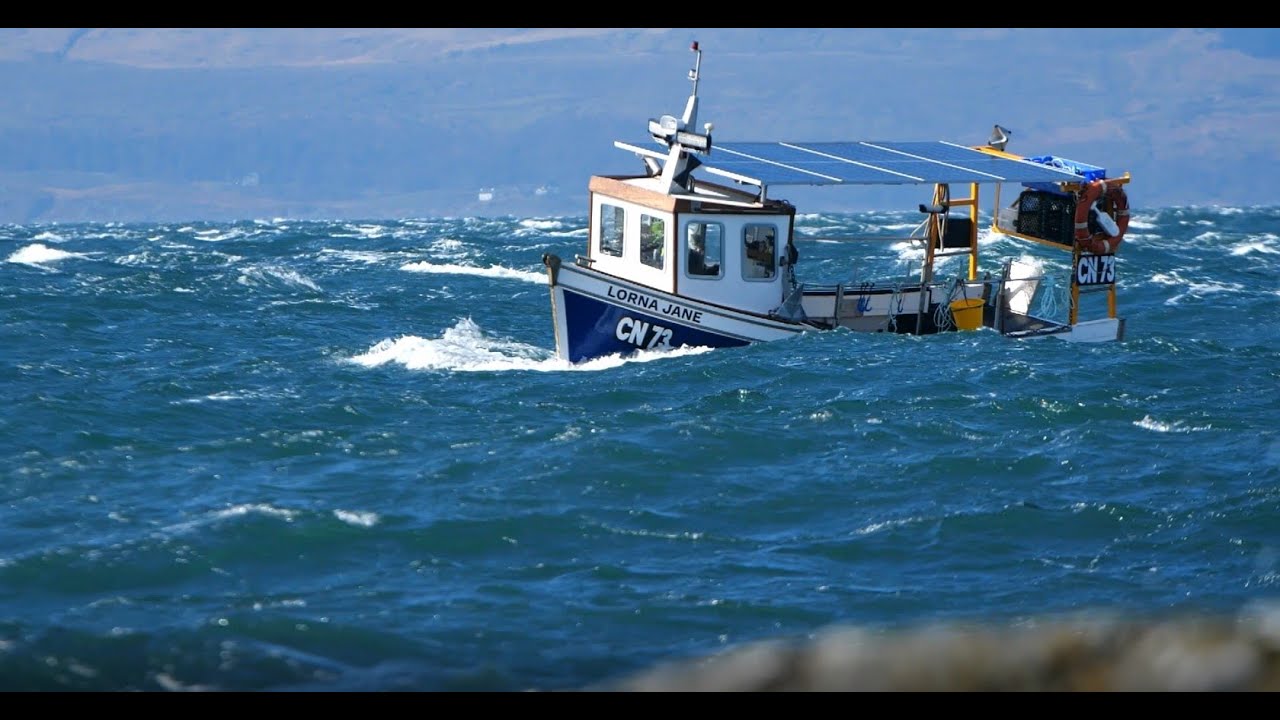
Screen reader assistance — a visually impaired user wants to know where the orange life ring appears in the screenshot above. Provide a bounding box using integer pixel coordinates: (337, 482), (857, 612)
(1074, 179), (1128, 255)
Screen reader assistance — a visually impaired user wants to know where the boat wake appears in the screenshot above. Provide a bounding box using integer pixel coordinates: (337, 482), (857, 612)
(348, 318), (711, 373)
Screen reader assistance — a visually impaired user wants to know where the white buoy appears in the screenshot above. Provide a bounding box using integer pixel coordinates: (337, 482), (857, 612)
(1092, 201), (1120, 236)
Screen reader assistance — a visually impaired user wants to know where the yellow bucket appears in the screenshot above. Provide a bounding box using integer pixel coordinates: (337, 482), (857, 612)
(950, 297), (985, 331)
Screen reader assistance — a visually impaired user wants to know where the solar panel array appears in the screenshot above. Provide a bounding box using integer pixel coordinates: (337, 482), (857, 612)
(701, 140), (1088, 186)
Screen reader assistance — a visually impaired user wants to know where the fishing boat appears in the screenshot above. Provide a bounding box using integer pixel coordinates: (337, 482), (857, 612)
(542, 41), (1132, 364)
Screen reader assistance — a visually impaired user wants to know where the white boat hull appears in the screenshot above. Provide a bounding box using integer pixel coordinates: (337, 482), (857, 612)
(544, 255), (998, 362)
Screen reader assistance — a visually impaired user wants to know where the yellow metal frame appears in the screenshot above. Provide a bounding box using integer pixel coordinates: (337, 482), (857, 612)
(921, 183), (980, 284)
(917, 150), (1132, 328)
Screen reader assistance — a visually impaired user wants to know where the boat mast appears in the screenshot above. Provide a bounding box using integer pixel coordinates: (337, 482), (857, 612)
(652, 41), (712, 195)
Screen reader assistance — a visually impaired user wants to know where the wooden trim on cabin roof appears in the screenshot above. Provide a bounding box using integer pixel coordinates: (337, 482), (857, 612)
(689, 178), (765, 205)
(588, 174), (797, 215)
(589, 176), (681, 212)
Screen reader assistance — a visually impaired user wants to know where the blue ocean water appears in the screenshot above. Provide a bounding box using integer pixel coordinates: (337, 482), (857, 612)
(2, 205), (1278, 691)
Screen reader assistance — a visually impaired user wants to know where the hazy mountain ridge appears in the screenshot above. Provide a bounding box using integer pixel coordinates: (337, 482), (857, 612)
(0, 28), (641, 68)
(0, 28), (1276, 223)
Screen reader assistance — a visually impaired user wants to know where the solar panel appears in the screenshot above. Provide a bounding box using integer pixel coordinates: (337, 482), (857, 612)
(702, 140), (1088, 187)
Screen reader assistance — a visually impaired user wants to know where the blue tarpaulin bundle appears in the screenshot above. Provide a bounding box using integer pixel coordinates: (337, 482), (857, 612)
(1027, 155), (1107, 182)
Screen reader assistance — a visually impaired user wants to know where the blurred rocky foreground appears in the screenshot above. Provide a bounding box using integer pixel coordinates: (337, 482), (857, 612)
(591, 605), (1280, 691)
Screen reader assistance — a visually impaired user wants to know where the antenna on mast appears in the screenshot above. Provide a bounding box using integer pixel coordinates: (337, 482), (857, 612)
(688, 41), (701, 95)
(683, 41), (702, 130)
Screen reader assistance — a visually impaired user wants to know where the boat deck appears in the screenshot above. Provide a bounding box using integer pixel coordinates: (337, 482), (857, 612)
(988, 305), (1072, 338)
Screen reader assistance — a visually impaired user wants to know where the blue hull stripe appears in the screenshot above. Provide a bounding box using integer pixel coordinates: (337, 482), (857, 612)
(562, 289), (751, 363)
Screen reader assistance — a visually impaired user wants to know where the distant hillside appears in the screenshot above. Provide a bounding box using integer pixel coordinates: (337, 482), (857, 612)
(0, 28), (1276, 222)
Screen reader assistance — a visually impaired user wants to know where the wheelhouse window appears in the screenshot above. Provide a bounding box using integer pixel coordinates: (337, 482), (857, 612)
(685, 221), (723, 278)
(640, 214), (665, 269)
(599, 203), (624, 257)
(743, 224), (777, 280)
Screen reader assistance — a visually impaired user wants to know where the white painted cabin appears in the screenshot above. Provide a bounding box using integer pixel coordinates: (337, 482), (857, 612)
(582, 174), (797, 318)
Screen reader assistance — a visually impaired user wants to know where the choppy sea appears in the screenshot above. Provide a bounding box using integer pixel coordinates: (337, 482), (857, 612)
(2, 205), (1278, 691)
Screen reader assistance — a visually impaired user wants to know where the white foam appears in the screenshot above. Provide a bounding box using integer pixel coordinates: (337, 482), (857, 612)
(353, 223), (388, 238)
(400, 260), (544, 284)
(1134, 415), (1212, 433)
(318, 248), (401, 264)
(334, 510), (379, 527)
(1229, 234), (1280, 256)
(1149, 271), (1243, 300)
(7, 243), (89, 265)
(428, 238), (467, 255)
(517, 218), (570, 231)
(192, 228), (245, 242)
(236, 265), (323, 292)
(159, 503), (298, 536)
